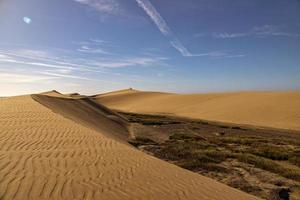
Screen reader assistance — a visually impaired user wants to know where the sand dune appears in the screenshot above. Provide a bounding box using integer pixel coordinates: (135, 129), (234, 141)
(0, 92), (259, 200)
(94, 89), (300, 131)
(33, 91), (130, 142)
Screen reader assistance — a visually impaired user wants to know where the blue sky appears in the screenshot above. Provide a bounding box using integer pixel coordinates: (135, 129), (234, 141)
(0, 0), (300, 96)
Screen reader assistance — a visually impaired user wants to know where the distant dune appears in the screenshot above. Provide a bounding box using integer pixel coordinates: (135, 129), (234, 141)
(93, 89), (300, 131)
(0, 91), (258, 199)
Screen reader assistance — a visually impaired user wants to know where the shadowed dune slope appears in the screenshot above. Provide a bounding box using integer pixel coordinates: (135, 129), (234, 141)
(0, 93), (259, 200)
(94, 89), (300, 131)
(32, 91), (130, 142)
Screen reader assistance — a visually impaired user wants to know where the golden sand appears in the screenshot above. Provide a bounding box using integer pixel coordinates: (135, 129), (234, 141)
(94, 89), (300, 130)
(0, 93), (259, 199)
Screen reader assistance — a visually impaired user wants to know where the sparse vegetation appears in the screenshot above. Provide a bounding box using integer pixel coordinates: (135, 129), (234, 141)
(169, 133), (206, 141)
(228, 177), (262, 194)
(236, 153), (300, 181)
(248, 145), (290, 160)
(289, 150), (300, 167)
(128, 136), (157, 147)
(121, 112), (300, 199)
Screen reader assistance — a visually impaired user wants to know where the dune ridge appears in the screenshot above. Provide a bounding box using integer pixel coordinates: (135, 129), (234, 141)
(0, 92), (259, 200)
(32, 91), (130, 142)
(93, 89), (300, 131)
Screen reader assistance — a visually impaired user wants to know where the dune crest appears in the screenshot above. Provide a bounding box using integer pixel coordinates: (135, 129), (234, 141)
(32, 92), (130, 142)
(0, 93), (259, 199)
(93, 90), (300, 131)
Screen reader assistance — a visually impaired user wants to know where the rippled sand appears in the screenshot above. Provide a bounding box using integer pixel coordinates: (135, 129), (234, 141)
(0, 93), (259, 200)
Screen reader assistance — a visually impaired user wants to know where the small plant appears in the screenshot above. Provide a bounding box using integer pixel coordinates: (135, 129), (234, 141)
(128, 136), (157, 147)
(169, 133), (206, 141)
(236, 153), (300, 182)
(249, 145), (290, 160)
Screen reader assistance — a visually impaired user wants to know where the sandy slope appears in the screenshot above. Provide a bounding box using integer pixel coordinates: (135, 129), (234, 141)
(0, 93), (259, 200)
(94, 89), (300, 131)
(33, 91), (130, 142)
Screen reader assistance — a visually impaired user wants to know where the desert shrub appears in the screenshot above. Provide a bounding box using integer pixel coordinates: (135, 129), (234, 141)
(128, 136), (157, 147)
(182, 160), (228, 172)
(236, 153), (300, 182)
(231, 126), (244, 130)
(269, 188), (290, 200)
(249, 145), (290, 160)
(288, 150), (300, 167)
(228, 177), (262, 194)
(289, 156), (300, 167)
(218, 125), (230, 129)
(155, 140), (213, 160)
(202, 150), (230, 162)
(140, 121), (164, 126)
(192, 152), (218, 163)
(237, 153), (280, 171)
(169, 133), (205, 141)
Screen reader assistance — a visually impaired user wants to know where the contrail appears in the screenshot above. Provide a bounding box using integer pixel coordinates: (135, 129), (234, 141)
(136, 0), (201, 57)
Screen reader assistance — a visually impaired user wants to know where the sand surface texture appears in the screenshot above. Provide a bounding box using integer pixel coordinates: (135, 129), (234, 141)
(0, 93), (259, 200)
(94, 89), (300, 131)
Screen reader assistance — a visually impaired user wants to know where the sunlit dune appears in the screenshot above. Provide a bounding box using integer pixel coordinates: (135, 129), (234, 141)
(94, 89), (300, 131)
(0, 92), (259, 200)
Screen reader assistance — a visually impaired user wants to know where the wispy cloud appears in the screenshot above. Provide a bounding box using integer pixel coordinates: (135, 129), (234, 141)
(36, 71), (91, 80)
(0, 47), (168, 73)
(0, 54), (76, 71)
(77, 45), (111, 54)
(192, 51), (245, 59)
(88, 56), (168, 68)
(213, 33), (249, 39)
(135, 0), (243, 58)
(136, 0), (202, 57)
(0, 54), (10, 59)
(0, 72), (58, 83)
(74, 39), (116, 55)
(73, 38), (114, 47)
(73, 0), (120, 14)
(213, 25), (300, 39)
(0, 49), (102, 72)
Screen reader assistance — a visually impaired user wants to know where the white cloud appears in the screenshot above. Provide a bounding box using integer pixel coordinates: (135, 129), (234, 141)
(213, 33), (249, 39)
(0, 72), (57, 83)
(77, 45), (111, 54)
(73, 39), (111, 46)
(73, 0), (119, 14)
(213, 25), (300, 39)
(36, 71), (91, 80)
(0, 48), (168, 73)
(90, 38), (108, 44)
(0, 54), (9, 59)
(0, 49), (100, 72)
(0, 57), (75, 71)
(90, 56), (167, 68)
(18, 49), (50, 58)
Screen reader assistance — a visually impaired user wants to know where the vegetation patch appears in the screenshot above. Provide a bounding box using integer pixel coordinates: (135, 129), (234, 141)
(248, 145), (290, 160)
(128, 136), (157, 147)
(289, 150), (300, 167)
(169, 133), (206, 141)
(121, 111), (300, 199)
(236, 153), (300, 182)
